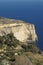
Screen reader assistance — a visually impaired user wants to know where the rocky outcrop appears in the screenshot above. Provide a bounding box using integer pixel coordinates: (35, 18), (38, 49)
(0, 17), (38, 43)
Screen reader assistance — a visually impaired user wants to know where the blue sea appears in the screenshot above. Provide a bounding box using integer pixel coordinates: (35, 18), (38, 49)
(0, 0), (43, 50)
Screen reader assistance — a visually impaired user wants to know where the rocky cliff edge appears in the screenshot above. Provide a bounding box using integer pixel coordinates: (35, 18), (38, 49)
(0, 17), (38, 43)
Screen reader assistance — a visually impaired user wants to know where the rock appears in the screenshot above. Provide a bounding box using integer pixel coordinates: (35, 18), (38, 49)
(0, 17), (38, 44)
(14, 53), (18, 56)
(12, 55), (33, 65)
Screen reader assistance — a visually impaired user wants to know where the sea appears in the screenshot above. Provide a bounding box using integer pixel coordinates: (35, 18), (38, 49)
(0, 0), (43, 50)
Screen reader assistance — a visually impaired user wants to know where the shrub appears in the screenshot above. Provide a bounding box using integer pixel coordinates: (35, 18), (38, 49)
(0, 32), (20, 48)
(38, 50), (41, 54)
(21, 44), (39, 53)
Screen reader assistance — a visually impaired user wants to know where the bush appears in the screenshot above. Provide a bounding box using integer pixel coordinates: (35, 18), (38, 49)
(0, 32), (20, 48)
(21, 44), (39, 53)
(38, 50), (41, 54)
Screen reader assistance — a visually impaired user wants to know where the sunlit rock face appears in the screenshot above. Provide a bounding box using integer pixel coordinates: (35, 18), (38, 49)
(0, 17), (38, 43)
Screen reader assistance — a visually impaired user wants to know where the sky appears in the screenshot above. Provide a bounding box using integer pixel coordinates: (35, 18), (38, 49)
(0, 0), (43, 2)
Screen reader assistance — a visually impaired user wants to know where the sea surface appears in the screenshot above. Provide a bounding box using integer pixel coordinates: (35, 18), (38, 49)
(0, 0), (43, 50)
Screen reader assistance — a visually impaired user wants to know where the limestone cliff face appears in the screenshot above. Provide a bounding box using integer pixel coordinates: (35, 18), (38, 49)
(0, 17), (38, 43)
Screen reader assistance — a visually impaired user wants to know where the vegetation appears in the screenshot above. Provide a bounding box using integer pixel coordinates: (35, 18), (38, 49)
(0, 32), (43, 65)
(0, 33), (20, 48)
(0, 33), (20, 61)
(21, 44), (40, 53)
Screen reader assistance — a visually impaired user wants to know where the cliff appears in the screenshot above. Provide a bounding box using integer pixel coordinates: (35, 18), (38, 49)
(0, 17), (37, 43)
(0, 17), (43, 65)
